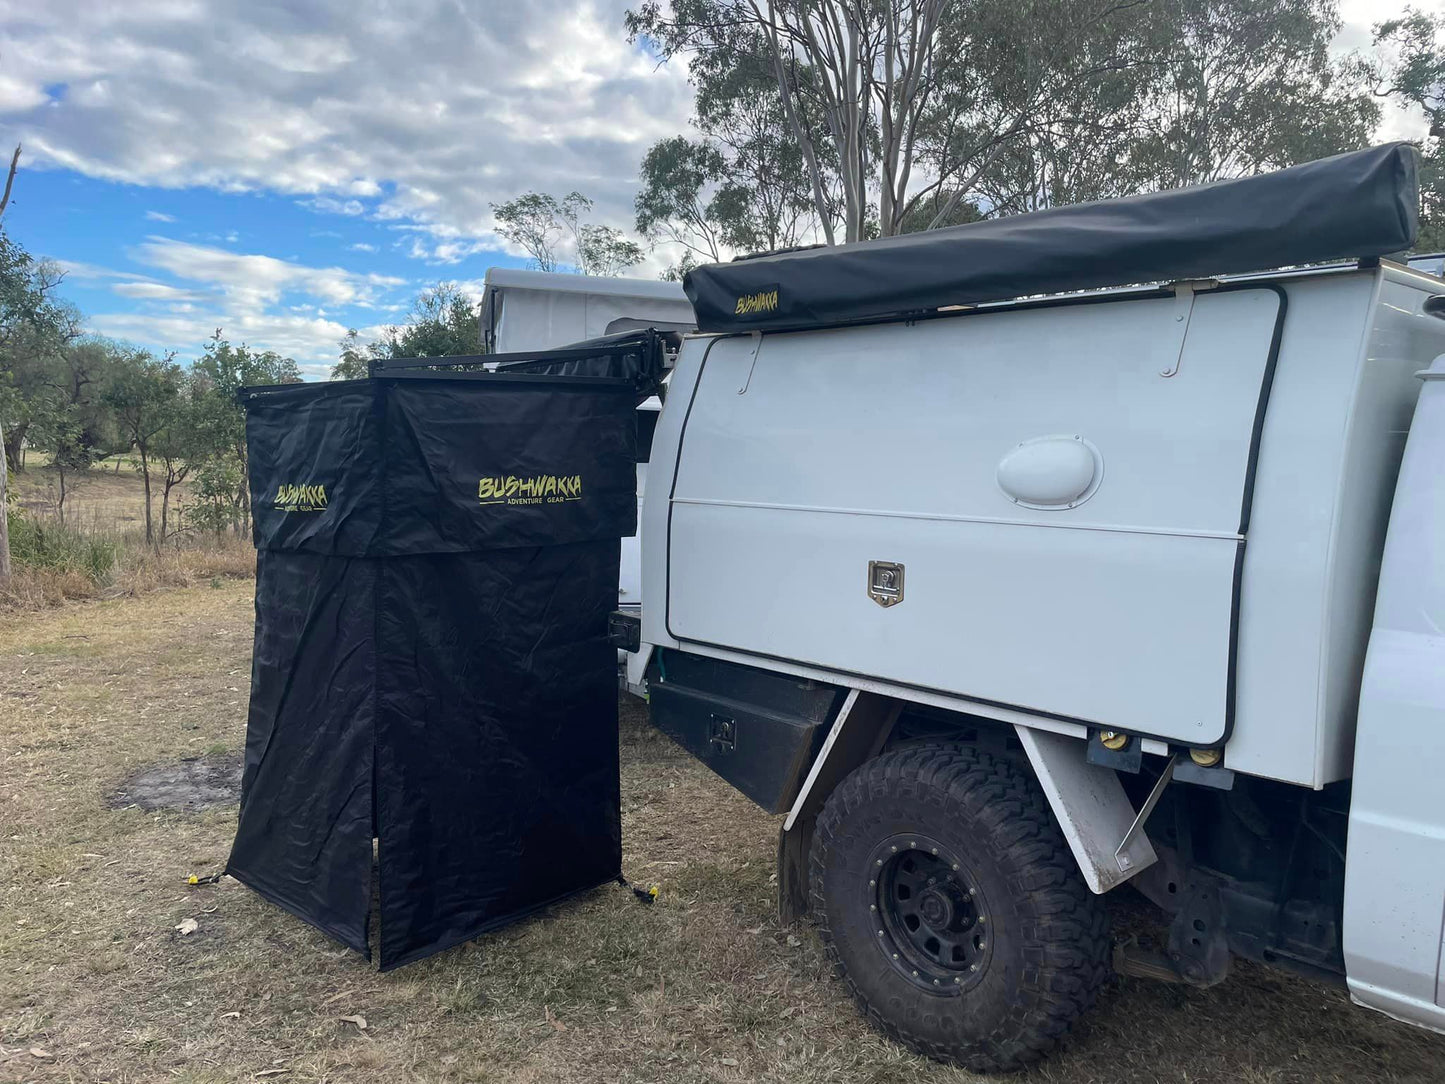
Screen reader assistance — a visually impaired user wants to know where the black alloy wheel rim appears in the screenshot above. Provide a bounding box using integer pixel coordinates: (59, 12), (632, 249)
(867, 833), (992, 995)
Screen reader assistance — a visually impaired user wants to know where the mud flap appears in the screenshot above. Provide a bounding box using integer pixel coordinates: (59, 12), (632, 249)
(1014, 725), (1158, 893)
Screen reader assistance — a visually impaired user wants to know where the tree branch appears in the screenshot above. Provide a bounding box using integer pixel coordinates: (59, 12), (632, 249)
(0, 144), (19, 219)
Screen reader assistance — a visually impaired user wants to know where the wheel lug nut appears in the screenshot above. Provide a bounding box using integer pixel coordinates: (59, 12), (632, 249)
(869, 879), (875, 887)
(954, 977), (961, 984)
(969, 964), (978, 972)
(931, 847), (938, 855)
(933, 979), (940, 985)
(909, 841), (917, 848)
(869, 904), (876, 912)
(876, 860), (883, 867)
(951, 864), (959, 871)
(891, 846), (897, 853)
(912, 970), (919, 977)
(892, 953), (899, 960)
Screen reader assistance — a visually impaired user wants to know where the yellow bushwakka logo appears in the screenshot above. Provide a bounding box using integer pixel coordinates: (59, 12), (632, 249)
(479, 474), (582, 506)
(274, 483), (328, 512)
(733, 288), (779, 316)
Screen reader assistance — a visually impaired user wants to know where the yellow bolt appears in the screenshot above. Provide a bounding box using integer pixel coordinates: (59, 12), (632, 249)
(1190, 747), (1223, 768)
(1098, 730), (1129, 752)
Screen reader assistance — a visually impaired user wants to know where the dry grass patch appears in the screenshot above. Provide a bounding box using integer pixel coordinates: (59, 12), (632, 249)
(0, 586), (1443, 1082)
(3, 461), (254, 613)
(7, 456), (160, 531)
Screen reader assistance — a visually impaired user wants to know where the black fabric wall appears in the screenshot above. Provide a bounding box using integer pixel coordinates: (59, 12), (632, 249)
(226, 372), (634, 969)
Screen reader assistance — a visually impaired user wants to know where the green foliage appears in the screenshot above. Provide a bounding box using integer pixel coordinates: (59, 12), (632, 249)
(102, 349), (183, 542)
(490, 191), (592, 272)
(23, 337), (133, 522)
(578, 225), (644, 277)
(628, 0), (1378, 254)
(630, 0), (841, 248)
(104, 351), (180, 447)
(181, 456), (248, 535)
(6, 505), (118, 583)
(332, 328), (373, 379)
(148, 375), (203, 542)
(183, 333), (300, 535)
(636, 123), (815, 268)
(333, 283), (484, 377)
(490, 191), (643, 275)
(0, 225), (302, 553)
(371, 283), (482, 360)
(0, 228), (82, 473)
(1369, 8), (1445, 251)
(1128, 0), (1378, 189)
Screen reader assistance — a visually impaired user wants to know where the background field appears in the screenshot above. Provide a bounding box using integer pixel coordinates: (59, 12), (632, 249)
(1, 583), (1443, 1083)
(2, 459), (253, 610)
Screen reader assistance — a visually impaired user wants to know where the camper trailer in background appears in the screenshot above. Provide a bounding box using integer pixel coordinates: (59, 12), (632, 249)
(479, 268), (695, 615)
(479, 267), (695, 354)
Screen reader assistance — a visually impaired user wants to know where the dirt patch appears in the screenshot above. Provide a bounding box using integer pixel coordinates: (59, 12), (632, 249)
(107, 751), (243, 811)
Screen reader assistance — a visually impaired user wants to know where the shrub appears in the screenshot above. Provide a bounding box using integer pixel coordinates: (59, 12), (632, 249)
(6, 507), (120, 584)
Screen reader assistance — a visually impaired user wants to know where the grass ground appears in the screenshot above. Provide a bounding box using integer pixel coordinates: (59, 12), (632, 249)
(1, 585), (1443, 1083)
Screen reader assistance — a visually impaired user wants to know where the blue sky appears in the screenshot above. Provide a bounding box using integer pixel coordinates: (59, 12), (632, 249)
(0, 0), (1427, 379)
(8, 172), (446, 376)
(0, 0), (693, 377)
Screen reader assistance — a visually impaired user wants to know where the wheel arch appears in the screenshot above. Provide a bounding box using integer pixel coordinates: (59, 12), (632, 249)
(779, 691), (1156, 922)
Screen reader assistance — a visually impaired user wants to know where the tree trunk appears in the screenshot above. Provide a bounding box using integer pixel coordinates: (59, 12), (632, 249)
(139, 445), (154, 545)
(0, 418), (11, 587)
(238, 447), (251, 538)
(56, 462), (66, 524)
(4, 422), (26, 474)
(159, 465), (186, 544)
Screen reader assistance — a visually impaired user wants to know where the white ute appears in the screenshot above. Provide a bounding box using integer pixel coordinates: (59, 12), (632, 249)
(613, 143), (1445, 1071)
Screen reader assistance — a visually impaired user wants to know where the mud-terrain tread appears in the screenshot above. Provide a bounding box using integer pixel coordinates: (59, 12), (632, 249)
(809, 742), (1110, 1073)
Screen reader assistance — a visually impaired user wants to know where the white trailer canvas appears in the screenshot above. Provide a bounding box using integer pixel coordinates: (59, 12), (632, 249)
(481, 267), (695, 354)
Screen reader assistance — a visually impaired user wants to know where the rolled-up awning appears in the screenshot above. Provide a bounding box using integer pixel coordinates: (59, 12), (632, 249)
(683, 142), (1419, 335)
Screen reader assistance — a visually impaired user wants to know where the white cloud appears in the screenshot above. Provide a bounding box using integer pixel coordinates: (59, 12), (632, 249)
(301, 196), (366, 216)
(54, 258), (150, 282)
(72, 240), (411, 365)
(91, 308), (354, 376)
(402, 233), (496, 264)
(110, 280), (208, 302)
(1335, 0), (1441, 142)
(132, 236), (405, 310)
(144, 209), (176, 222)
(0, 0), (694, 256)
(348, 241), (377, 253)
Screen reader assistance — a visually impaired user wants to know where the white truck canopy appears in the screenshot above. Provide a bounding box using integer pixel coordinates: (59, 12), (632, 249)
(480, 267), (696, 354)
(641, 260), (1445, 789)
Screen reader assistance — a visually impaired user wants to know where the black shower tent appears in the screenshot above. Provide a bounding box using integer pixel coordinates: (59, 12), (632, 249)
(226, 333), (661, 969)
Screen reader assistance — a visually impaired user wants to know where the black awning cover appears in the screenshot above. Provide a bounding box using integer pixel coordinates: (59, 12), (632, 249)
(227, 364), (636, 969)
(683, 143), (1419, 334)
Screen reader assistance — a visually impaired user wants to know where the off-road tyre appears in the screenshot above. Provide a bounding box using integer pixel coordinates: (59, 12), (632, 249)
(809, 742), (1109, 1073)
